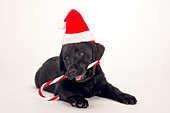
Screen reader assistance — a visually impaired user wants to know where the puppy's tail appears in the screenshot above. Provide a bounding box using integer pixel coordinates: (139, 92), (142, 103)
(35, 68), (41, 88)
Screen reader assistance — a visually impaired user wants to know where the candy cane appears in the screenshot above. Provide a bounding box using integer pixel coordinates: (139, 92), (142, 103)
(38, 60), (100, 101)
(87, 60), (100, 69)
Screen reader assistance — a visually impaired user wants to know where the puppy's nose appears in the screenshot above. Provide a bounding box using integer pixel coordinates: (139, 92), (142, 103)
(69, 68), (77, 76)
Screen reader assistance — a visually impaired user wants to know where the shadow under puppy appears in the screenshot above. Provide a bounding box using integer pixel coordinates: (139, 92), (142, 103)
(35, 9), (137, 108)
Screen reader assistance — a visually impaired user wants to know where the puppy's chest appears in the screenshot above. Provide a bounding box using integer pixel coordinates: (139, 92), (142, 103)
(77, 78), (101, 95)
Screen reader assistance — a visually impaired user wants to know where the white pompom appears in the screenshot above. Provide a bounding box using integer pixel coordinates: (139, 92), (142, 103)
(57, 19), (66, 29)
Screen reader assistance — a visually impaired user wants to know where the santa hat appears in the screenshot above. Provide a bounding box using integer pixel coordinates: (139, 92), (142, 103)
(57, 9), (95, 45)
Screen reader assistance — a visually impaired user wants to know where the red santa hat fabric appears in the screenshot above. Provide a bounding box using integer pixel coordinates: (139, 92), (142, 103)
(58, 9), (95, 45)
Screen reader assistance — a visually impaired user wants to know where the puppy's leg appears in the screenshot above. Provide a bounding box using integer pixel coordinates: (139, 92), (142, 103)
(54, 80), (89, 108)
(97, 83), (137, 105)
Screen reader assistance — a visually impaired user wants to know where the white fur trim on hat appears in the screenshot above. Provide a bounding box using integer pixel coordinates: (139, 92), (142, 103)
(61, 31), (95, 45)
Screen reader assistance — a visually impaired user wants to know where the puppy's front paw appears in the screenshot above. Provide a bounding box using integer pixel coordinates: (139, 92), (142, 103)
(118, 93), (137, 105)
(67, 96), (89, 108)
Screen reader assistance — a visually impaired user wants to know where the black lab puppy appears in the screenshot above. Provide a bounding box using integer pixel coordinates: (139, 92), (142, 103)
(35, 42), (137, 108)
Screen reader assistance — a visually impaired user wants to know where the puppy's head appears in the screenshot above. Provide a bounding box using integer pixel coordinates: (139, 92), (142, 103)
(59, 42), (105, 82)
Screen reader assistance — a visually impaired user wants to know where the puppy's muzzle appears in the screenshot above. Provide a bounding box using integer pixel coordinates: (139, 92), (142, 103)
(69, 68), (77, 76)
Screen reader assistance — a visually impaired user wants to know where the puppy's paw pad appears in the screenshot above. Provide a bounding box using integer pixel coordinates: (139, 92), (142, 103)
(71, 102), (76, 106)
(77, 103), (83, 107)
(68, 96), (89, 108)
(119, 93), (137, 105)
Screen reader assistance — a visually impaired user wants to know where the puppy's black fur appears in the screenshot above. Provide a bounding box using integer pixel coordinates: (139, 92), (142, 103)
(35, 42), (137, 108)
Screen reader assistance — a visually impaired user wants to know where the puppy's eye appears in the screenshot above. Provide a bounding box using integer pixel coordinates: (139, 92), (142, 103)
(77, 51), (84, 58)
(64, 56), (69, 60)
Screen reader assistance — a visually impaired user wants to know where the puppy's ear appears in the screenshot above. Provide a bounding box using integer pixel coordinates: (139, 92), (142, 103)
(59, 48), (66, 73)
(91, 43), (105, 61)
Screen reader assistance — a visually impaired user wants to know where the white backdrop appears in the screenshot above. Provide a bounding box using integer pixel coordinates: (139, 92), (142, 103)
(0, 0), (170, 113)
